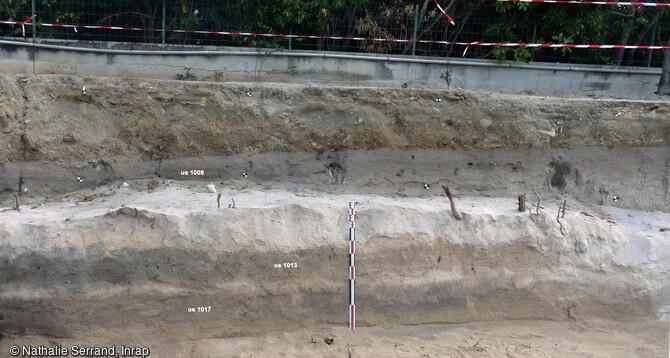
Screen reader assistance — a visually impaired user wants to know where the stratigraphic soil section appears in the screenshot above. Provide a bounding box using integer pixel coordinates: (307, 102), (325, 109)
(0, 74), (669, 357)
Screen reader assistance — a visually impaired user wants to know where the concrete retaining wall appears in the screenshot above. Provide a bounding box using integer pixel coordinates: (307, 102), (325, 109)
(0, 39), (662, 95)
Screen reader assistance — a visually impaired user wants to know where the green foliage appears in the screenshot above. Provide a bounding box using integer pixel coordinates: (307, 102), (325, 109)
(213, 71), (226, 82)
(639, 80), (650, 90)
(179, 11), (200, 29)
(176, 68), (196, 81)
(440, 69), (452, 88)
(5, 0), (666, 67)
(491, 47), (533, 63)
(0, 0), (28, 21)
(275, 0), (310, 29)
(492, 47), (509, 62)
(56, 11), (81, 24)
(635, 17), (650, 25)
(486, 19), (537, 63)
(513, 47), (532, 62)
(487, 2), (613, 63)
(551, 32), (574, 55)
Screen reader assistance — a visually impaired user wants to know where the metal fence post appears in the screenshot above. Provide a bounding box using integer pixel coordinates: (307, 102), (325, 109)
(530, 23), (537, 62)
(162, 0), (166, 44)
(31, 0), (36, 74)
(412, 5), (419, 56)
(646, 24), (656, 67)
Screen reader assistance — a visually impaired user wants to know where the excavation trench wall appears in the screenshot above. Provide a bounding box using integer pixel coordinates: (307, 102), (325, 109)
(0, 73), (669, 341)
(1, 202), (667, 339)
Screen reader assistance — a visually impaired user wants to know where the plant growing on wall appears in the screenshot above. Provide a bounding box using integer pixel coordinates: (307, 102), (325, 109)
(176, 68), (196, 81)
(440, 68), (452, 89)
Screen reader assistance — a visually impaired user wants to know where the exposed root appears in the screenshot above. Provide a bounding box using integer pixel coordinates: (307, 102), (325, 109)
(442, 185), (462, 220)
(557, 205), (564, 235)
(105, 207), (152, 222)
(561, 199), (567, 218)
(532, 189), (541, 215)
(473, 338), (485, 352)
(556, 200), (567, 235)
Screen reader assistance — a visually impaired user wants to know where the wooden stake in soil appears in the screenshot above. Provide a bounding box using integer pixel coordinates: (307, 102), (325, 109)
(442, 185), (463, 220)
(13, 193), (20, 212)
(217, 193), (222, 208)
(518, 194), (526, 212)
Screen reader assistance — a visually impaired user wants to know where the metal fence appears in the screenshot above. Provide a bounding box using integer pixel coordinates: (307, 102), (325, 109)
(0, 0), (667, 67)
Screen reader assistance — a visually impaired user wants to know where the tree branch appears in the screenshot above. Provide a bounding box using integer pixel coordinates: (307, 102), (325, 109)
(610, 11), (635, 20)
(97, 11), (154, 25)
(625, 11), (662, 65)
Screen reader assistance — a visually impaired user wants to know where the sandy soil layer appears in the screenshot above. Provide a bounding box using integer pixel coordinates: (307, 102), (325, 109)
(1, 74), (669, 166)
(1, 320), (667, 357)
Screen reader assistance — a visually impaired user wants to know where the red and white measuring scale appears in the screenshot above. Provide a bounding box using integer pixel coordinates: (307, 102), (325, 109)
(348, 202), (356, 330)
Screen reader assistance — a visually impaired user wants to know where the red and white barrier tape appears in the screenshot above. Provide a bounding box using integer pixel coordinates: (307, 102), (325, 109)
(18, 15), (34, 37)
(434, 0), (456, 25)
(348, 202), (356, 331)
(476, 0), (670, 6)
(579, 211), (618, 224)
(2, 20), (669, 50)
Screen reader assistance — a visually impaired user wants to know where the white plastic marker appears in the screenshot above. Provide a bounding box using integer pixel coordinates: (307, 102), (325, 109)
(348, 201), (356, 330)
